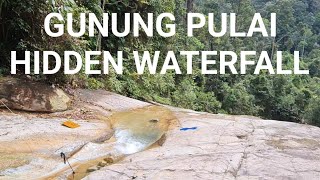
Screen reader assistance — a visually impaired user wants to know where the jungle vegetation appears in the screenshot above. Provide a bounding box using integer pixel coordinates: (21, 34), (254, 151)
(0, 0), (319, 126)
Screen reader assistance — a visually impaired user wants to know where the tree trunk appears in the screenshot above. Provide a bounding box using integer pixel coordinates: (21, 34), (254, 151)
(97, 0), (106, 73)
(185, 0), (194, 45)
(96, 0), (106, 52)
(271, 37), (275, 62)
(187, 0), (194, 13)
(301, 34), (306, 59)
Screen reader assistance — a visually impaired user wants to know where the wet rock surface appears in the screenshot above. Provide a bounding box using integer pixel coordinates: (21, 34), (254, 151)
(0, 88), (167, 179)
(0, 77), (71, 112)
(0, 114), (111, 172)
(0, 88), (320, 180)
(86, 108), (320, 180)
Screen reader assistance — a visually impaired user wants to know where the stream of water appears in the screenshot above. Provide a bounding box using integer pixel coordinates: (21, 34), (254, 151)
(0, 106), (176, 180)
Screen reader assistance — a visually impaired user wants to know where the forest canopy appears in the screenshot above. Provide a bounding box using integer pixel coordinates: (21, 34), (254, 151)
(0, 0), (319, 127)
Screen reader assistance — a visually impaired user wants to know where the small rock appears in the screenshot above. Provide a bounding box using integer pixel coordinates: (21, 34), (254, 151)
(236, 135), (247, 139)
(104, 157), (114, 164)
(98, 160), (108, 167)
(87, 166), (99, 173)
(149, 119), (159, 123)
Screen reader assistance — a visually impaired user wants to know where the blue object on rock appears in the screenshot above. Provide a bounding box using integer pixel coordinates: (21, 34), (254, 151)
(180, 127), (198, 131)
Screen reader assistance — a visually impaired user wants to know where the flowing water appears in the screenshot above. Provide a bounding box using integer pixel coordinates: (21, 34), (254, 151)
(0, 106), (176, 180)
(111, 105), (173, 154)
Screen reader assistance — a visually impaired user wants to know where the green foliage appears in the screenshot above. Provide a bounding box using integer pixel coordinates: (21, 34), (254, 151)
(86, 78), (105, 90)
(0, 0), (319, 127)
(222, 82), (260, 116)
(304, 97), (320, 126)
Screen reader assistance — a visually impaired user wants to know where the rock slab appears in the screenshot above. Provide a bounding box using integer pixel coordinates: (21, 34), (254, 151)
(85, 108), (320, 180)
(1, 88), (320, 180)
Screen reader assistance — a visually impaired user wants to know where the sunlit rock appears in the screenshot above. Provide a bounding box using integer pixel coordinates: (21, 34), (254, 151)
(0, 77), (71, 112)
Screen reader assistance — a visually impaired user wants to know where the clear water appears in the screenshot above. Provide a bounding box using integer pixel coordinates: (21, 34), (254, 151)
(0, 106), (176, 179)
(111, 106), (173, 154)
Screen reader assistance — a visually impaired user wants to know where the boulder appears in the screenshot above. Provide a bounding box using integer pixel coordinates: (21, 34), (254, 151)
(0, 77), (71, 112)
